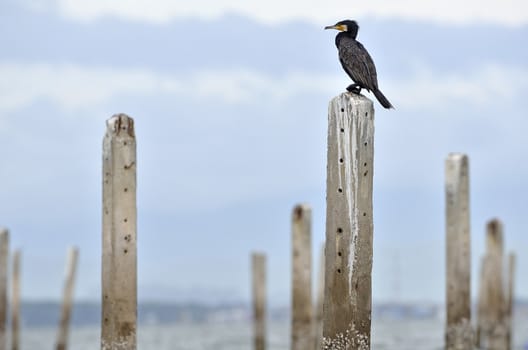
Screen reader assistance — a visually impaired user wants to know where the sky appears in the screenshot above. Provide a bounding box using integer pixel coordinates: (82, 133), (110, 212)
(0, 0), (527, 306)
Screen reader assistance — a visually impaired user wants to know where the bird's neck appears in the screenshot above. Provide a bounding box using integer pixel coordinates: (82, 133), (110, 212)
(335, 31), (357, 47)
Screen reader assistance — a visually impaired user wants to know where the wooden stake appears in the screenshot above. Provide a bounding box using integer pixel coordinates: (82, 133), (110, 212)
(11, 250), (21, 350)
(0, 229), (8, 350)
(445, 153), (472, 349)
(101, 114), (137, 350)
(291, 204), (312, 350)
(323, 92), (374, 350)
(56, 247), (79, 350)
(252, 253), (266, 350)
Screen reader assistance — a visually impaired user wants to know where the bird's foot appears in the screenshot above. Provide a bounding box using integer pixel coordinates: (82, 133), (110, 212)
(346, 84), (362, 94)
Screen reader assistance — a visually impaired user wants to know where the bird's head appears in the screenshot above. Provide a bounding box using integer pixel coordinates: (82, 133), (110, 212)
(324, 20), (359, 36)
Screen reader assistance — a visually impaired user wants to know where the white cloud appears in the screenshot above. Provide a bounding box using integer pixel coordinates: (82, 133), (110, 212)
(0, 62), (526, 115)
(54, 0), (528, 26)
(0, 62), (338, 113)
(386, 64), (528, 111)
(0, 63), (180, 113)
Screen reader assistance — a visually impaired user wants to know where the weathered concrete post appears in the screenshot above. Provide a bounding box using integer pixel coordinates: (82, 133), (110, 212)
(102, 114), (137, 350)
(291, 204), (313, 350)
(445, 153), (472, 349)
(322, 92), (374, 350)
(476, 220), (507, 349)
(0, 229), (8, 350)
(477, 219), (508, 350)
(56, 247), (79, 350)
(476, 255), (488, 349)
(252, 253), (266, 350)
(11, 250), (21, 350)
(505, 252), (516, 350)
(313, 244), (325, 350)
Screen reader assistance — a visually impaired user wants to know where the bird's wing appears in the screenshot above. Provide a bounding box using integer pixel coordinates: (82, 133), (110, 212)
(338, 38), (379, 91)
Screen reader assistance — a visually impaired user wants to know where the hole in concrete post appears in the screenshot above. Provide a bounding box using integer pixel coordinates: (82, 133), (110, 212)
(338, 252), (342, 256)
(341, 108), (344, 112)
(338, 188), (343, 193)
(337, 228), (343, 233)
(339, 158), (344, 163)
(337, 269), (341, 273)
(340, 128), (344, 133)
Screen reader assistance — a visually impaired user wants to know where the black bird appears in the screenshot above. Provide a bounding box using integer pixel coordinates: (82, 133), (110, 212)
(325, 20), (393, 109)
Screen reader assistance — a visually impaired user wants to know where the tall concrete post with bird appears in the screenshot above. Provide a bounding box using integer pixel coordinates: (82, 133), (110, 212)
(321, 19), (388, 350)
(322, 92), (374, 350)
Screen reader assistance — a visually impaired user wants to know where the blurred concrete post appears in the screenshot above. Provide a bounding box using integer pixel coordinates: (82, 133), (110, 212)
(252, 253), (266, 350)
(476, 255), (487, 349)
(11, 250), (21, 350)
(476, 220), (507, 350)
(291, 204), (312, 350)
(102, 114), (137, 350)
(313, 244), (325, 350)
(56, 247), (79, 350)
(323, 93), (374, 349)
(505, 252), (516, 350)
(0, 229), (8, 350)
(445, 153), (473, 349)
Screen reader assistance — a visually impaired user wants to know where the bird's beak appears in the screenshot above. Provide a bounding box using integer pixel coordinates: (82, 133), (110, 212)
(324, 24), (346, 31)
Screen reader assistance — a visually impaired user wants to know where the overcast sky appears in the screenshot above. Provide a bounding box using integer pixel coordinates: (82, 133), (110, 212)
(51, 0), (528, 25)
(1, 0), (527, 305)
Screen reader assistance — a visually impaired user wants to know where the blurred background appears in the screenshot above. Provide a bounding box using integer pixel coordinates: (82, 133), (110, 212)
(0, 0), (527, 348)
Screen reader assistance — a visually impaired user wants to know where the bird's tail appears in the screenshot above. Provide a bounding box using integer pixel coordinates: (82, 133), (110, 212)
(373, 89), (393, 109)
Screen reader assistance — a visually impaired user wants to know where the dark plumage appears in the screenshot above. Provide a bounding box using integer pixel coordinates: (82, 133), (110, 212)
(325, 20), (393, 109)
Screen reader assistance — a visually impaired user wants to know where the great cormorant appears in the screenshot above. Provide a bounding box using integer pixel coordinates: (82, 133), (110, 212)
(325, 20), (393, 109)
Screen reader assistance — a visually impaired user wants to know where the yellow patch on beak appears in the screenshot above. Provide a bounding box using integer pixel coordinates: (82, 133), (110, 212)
(324, 24), (347, 32)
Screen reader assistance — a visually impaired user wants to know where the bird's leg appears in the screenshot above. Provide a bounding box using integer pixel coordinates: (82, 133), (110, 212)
(346, 83), (362, 94)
